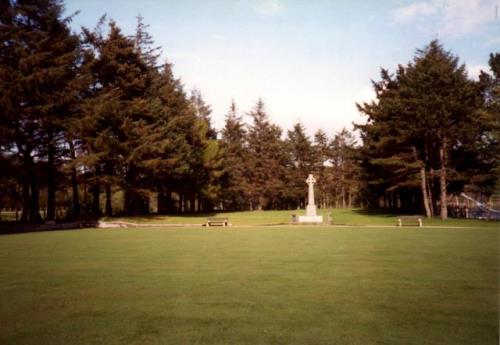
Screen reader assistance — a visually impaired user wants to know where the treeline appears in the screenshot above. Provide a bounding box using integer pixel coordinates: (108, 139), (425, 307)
(0, 0), (363, 222)
(356, 41), (499, 219)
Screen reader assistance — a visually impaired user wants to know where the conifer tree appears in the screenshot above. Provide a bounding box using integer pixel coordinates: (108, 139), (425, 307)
(313, 129), (333, 208)
(398, 41), (479, 219)
(220, 100), (250, 210)
(0, 0), (80, 222)
(285, 122), (316, 208)
(190, 89), (217, 139)
(331, 129), (360, 208)
(357, 41), (482, 218)
(79, 20), (151, 216)
(246, 99), (285, 209)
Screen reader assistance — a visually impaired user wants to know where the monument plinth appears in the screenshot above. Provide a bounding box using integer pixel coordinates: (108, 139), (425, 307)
(298, 174), (323, 224)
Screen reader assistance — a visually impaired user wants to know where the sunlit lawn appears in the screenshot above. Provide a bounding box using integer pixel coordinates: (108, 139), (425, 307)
(102, 208), (499, 228)
(0, 225), (497, 344)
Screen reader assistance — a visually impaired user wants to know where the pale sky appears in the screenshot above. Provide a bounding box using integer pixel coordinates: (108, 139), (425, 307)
(64, 0), (500, 137)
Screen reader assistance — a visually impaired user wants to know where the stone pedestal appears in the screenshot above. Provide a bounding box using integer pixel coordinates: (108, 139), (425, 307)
(298, 215), (323, 223)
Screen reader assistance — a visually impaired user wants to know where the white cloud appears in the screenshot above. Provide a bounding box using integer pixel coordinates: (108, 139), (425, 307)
(393, 0), (497, 37)
(252, 0), (284, 15)
(393, 2), (438, 23)
(485, 36), (500, 46)
(467, 64), (489, 79)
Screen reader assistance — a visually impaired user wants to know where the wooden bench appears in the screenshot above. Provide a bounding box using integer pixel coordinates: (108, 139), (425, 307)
(397, 216), (423, 227)
(206, 217), (229, 227)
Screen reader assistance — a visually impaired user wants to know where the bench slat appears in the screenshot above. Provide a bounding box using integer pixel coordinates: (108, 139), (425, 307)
(397, 216), (423, 227)
(206, 217), (229, 227)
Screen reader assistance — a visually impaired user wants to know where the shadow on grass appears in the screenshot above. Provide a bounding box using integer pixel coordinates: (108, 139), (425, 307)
(352, 208), (422, 217)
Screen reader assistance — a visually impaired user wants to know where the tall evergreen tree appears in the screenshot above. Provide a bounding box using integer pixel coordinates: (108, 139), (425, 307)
(79, 20), (152, 216)
(246, 99), (285, 209)
(399, 41), (480, 219)
(285, 122), (316, 208)
(313, 129), (332, 208)
(0, 0), (80, 222)
(190, 89), (217, 139)
(331, 128), (361, 208)
(220, 100), (250, 210)
(357, 41), (482, 219)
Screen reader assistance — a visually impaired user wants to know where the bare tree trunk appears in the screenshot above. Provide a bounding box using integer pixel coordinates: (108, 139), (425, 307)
(92, 166), (101, 217)
(179, 193), (184, 213)
(426, 170), (434, 217)
(439, 138), (448, 220)
(21, 172), (30, 223)
(105, 184), (112, 216)
(341, 187), (346, 208)
(29, 170), (42, 222)
(190, 194), (196, 213)
(412, 146), (432, 218)
(420, 167), (432, 218)
(183, 195), (189, 213)
(68, 140), (80, 218)
(46, 130), (56, 221)
(157, 185), (165, 214)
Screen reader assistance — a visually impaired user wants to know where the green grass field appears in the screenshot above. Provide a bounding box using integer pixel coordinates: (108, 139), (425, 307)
(0, 212), (498, 344)
(102, 208), (499, 228)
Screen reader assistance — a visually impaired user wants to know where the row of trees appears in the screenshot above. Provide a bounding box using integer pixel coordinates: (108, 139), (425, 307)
(356, 42), (499, 219)
(220, 100), (362, 211)
(0, 0), (363, 222)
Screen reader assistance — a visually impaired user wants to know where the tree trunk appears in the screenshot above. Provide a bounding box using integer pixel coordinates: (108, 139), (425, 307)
(183, 195), (189, 214)
(92, 166), (101, 217)
(29, 170), (42, 223)
(190, 194), (196, 213)
(439, 138), (448, 220)
(178, 194), (184, 213)
(157, 185), (165, 214)
(426, 170), (434, 217)
(46, 131), (56, 221)
(420, 167), (432, 218)
(105, 184), (112, 216)
(21, 172), (30, 223)
(413, 146), (432, 218)
(68, 140), (80, 218)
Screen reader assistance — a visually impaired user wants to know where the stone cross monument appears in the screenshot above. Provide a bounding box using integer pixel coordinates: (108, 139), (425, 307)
(297, 173), (323, 224)
(305, 174), (317, 216)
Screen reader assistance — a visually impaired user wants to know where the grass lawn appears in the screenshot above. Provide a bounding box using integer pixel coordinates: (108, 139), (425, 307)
(102, 208), (500, 228)
(0, 224), (498, 344)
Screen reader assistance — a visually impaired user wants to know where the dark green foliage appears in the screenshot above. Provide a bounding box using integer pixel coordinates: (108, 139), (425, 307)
(356, 40), (496, 218)
(284, 122), (316, 208)
(246, 99), (286, 210)
(0, 0), (80, 222)
(1, 4), (494, 219)
(220, 101), (250, 210)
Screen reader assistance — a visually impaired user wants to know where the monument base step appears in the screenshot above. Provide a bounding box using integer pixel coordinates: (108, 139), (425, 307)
(297, 215), (324, 224)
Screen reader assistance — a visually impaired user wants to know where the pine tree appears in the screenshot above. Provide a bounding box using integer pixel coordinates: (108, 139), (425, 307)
(398, 41), (480, 219)
(285, 122), (316, 208)
(190, 89), (217, 139)
(79, 20), (152, 216)
(246, 99), (285, 209)
(331, 129), (361, 208)
(0, 0), (80, 222)
(220, 100), (250, 210)
(313, 129), (332, 208)
(357, 41), (482, 219)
